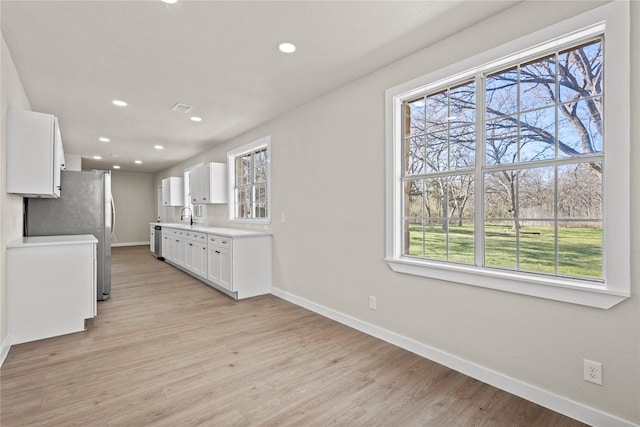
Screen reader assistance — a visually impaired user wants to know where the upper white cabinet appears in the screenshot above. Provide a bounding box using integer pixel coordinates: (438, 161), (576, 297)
(7, 108), (66, 198)
(162, 176), (184, 206)
(190, 162), (227, 204)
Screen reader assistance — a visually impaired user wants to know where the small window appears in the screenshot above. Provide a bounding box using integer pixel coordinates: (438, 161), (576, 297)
(228, 136), (271, 223)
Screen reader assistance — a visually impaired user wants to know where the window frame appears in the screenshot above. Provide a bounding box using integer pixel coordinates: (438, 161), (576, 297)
(227, 136), (272, 224)
(385, 1), (630, 309)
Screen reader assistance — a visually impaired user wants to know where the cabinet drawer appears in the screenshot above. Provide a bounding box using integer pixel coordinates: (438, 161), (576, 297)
(191, 231), (206, 242)
(208, 234), (232, 249)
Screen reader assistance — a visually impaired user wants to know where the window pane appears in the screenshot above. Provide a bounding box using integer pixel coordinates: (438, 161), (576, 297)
(449, 125), (475, 169)
(404, 179), (424, 218)
(484, 171), (517, 219)
(558, 39), (603, 102)
(425, 220), (447, 261)
(519, 106), (556, 161)
(425, 132), (448, 172)
(425, 177), (447, 218)
(486, 117), (518, 165)
(558, 98), (603, 157)
(485, 220), (517, 269)
(448, 220), (474, 264)
(404, 136), (426, 176)
(520, 55), (556, 111)
(404, 218), (424, 257)
(558, 162), (602, 219)
(519, 167), (554, 220)
(558, 221), (602, 279)
(406, 98), (426, 136)
(255, 149), (268, 183)
(447, 175), (475, 221)
(486, 67), (518, 119)
(425, 90), (448, 132)
(449, 81), (475, 125)
(518, 220), (556, 274)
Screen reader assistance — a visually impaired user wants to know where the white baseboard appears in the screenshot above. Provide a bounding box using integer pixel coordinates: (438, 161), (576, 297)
(1, 335), (11, 367)
(271, 287), (637, 427)
(111, 241), (149, 247)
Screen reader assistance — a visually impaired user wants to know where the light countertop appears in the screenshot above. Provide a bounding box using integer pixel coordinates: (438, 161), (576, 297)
(152, 223), (271, 238)
(8, 234), (98, 248)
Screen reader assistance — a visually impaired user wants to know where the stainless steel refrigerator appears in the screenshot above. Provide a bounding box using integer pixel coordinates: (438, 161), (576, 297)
(25, 170), (112, 301)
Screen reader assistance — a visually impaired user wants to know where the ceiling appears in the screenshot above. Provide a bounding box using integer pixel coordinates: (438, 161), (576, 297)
(1, 0), (518, 174)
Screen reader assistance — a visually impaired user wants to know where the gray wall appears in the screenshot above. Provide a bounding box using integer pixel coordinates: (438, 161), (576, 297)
(110, 171), (156, 245)
(155, 2), (640, 424)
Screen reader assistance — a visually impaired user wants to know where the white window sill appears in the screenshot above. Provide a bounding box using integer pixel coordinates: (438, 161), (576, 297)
(385, 257), (628, 309)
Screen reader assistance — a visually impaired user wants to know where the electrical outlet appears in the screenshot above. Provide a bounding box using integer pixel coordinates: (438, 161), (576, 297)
(583, 359), (603, 385)
(369, 296), (377, 310)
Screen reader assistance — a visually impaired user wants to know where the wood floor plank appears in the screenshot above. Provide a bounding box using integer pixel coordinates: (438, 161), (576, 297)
(1, 246), (587, 426)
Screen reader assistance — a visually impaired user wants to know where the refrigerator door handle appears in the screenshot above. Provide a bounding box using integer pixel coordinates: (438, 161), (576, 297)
(110, 196), (116, 241)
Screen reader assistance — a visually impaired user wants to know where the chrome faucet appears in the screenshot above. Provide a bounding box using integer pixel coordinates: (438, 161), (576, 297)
(180, 207), (193, 226)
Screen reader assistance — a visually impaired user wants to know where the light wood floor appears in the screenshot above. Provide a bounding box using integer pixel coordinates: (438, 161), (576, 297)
(1, 246), (586, 426)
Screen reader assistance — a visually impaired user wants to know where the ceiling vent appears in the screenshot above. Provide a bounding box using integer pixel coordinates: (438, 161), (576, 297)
(171, 103), (193, 114)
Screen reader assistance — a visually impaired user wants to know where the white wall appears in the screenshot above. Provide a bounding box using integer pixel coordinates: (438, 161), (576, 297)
(1, 35), (31, 362)
(155, 2), (640, 424)
(110, 171), (155, 245)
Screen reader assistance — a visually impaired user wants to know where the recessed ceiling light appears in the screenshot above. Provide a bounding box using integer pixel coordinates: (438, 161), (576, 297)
(190, 116), (202, 122)
(93, 155), (102, 160)
(154, 145), (164, 150)
(99, 137), (110, 142)
(113, 165), (121, 170)
(161, 0), (177, 3)
(134, 160), (142, 164)
(278, 42), (296, 53)
(112, 100), (127, 107)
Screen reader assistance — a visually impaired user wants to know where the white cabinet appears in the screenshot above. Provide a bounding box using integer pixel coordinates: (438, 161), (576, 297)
(7, 108), (66, 198)
(155, 224), (271, 299)
(207, 235), (233, 291)
(206, 232), (271, 299)
(162, 176), (184, 206)
(7, 235), (97, 344)
(190, 162), (228, 204)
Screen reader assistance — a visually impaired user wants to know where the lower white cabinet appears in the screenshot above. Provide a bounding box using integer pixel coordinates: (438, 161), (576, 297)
(156, 224), (271, 299)
(8, 235), (98, 344)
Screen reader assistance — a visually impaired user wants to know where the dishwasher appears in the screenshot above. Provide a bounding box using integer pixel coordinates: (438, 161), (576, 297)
(153, 225), (164, 260)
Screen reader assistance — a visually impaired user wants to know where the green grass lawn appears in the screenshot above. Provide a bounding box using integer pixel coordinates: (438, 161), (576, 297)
(407, 222), (602, 280)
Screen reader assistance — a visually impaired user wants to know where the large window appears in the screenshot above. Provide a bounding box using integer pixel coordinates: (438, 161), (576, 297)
(386, 2), (629, 308)
(228, 136), (271, 223)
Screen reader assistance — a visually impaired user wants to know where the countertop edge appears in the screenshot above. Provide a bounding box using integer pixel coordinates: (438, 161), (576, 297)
(8, 234), (99, 248)
(151, 223), (272, 237)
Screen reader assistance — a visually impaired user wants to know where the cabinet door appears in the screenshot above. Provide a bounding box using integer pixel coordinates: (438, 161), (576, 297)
(207, 244), (221, 283)
(218, 246), (233, 291)
(184, 241), (195, 271)
(150, 227), (155, 253)
(193, 242), (207, 279)
(190, 166), (203, 204)
(162, 235), (170, 259)
(176, 238), (185, 266)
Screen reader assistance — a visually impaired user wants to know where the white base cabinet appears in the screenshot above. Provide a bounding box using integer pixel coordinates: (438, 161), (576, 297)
(156, 224), (271, 299)
(8, 235), (97, 344)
